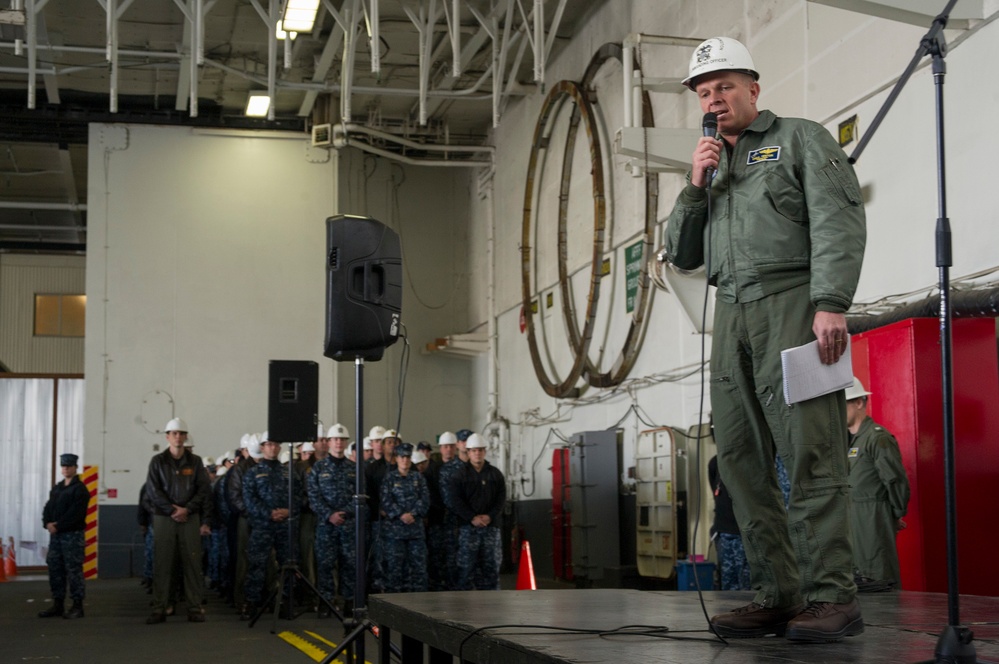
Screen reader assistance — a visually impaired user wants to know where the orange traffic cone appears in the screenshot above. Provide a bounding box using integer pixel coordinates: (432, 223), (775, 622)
(4, 537), (16, 579)
(0, 539), (7, 583)
(515, 540), (536, 590)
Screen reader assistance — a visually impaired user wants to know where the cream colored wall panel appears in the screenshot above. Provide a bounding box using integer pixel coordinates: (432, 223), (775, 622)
(0, 254), (85, 373)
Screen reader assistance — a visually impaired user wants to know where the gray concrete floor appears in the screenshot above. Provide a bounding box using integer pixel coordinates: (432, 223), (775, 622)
(0, 572), (379, 664)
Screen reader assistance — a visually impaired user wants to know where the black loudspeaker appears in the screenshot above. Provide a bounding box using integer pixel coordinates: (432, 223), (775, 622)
(324, 214), (402, 362)
(267, 360), (319, 442)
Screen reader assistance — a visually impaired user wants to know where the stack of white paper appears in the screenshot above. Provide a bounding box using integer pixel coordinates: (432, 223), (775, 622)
(781, 338), (854, 405)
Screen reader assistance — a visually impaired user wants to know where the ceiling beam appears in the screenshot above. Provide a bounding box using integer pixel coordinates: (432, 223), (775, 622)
(806, 0), (983, 29)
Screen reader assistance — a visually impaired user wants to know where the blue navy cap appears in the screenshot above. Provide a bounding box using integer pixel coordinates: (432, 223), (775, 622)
(417, 441), (432, 452)
(395, 442), (414, 457)
(455, 429), (473, 441)
(60, 453), (79, 466)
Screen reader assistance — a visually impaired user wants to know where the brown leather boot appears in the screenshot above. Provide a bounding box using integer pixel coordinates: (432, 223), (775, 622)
(785, 598), (864, 642)
(710, 602), (804, 638)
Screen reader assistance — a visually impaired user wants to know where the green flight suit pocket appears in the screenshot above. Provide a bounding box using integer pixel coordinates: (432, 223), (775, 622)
(817, 158), (862, 209)
(764, 171), (808, 223)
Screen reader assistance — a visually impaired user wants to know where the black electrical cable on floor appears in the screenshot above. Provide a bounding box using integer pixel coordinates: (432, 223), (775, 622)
(456, 622), (722, 661)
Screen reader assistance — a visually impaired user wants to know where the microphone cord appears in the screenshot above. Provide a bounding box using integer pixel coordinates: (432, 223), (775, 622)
(686, 156), (725, 643)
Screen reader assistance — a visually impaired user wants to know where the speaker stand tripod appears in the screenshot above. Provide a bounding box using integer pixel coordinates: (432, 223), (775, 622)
(249, 443), (343, 631)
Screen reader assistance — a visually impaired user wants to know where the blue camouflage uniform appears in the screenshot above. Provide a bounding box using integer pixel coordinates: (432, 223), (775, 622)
(307, 455), (360, 605)
(435, 457), (464, 589)
(209, 473), (231, 593)
(364, 458), (390, 592)
(42, 473), (90, 605)
(242, 457), (300, 607)
(446, 460), (506, 591)
(380, 467), (429, 593)
(424, 457), (451, 590)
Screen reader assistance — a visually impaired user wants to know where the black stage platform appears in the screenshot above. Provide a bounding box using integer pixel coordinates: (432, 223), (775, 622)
(368, 588), (999, 663)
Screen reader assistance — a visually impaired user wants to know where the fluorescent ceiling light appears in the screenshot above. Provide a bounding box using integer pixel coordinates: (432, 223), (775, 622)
(276, 20), (297, 41)
(245, 92), (271, 117)
(282, 0), (320, 34)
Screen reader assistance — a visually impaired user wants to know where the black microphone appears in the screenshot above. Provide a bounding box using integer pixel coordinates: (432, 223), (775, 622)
(702, 112), (718, 179)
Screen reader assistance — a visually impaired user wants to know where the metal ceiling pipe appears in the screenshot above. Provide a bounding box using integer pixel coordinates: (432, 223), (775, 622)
(0, 224), (87, 231)
(339, 123), (493, 155)
(847, 289), (999, 334)
(335, 134), (491, 168)
(27, 0), (36, 109)
(0, 41), (184, 59)
(0, 202), (88, 211)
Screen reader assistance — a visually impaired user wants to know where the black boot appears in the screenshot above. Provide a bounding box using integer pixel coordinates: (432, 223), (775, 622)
(63, 601), (85, 619)
(38, 600), (64, 618)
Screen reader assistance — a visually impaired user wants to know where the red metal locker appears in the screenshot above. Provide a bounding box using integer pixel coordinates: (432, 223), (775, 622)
(851, 317), (999, 595)
(551, 448), (573, 582)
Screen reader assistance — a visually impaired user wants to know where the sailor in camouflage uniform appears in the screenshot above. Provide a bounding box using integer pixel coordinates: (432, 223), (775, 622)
(425, 431), (459, 590)
(447, 434), (506, 591)
(39, 453), (90, 619)
(241, 433), (300, 618)
(380, 443), (429, 593)
(307, 423), (358, 615)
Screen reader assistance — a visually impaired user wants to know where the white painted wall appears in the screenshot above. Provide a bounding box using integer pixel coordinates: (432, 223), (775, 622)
(83, 127), (476, 505)
(332, 149), (474, 441)
(84, 124), (337, 501)
(472, 1), (999, 512)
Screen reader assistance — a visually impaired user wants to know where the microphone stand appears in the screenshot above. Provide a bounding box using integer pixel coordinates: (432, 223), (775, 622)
(848, 2), (987, 661)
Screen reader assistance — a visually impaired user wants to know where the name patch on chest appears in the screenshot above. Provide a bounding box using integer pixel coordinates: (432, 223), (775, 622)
(180, 467), (194, 476)
(747, 146), (781, 164)
(848, 447), (859, 459)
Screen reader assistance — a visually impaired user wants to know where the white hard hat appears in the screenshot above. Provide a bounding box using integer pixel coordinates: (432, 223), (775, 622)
(362, 437), (373, 451)
(383, 429), (399, 440)
(260, 430), (269, 442)
(317, 423), (326, 439)
(279, 450), (291, 464)
(412, 450), (428, 465)
(301, 442), (316, 452)
(845, 376), (873, 401)
(682, 37), (759, 90)
(327, 423), (350, 439)
(247, 434), (263, 459)
(216, 465), (228, 476)
(439, 431), (457, 446)
(165, 417), (189, 433)
(368, 426), (386, 440)
(465, 433), (486, 449)
(204, 456), (216, 466)
(239, 433), (251, 449)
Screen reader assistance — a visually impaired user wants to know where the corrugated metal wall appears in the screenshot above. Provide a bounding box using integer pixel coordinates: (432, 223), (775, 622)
(0, 254), (86, 373)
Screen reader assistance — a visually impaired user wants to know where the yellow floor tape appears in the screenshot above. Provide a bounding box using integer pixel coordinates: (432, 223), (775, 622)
(277, 629), (374, 664)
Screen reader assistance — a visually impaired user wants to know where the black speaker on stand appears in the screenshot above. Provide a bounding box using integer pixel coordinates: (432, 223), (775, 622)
(324, 214), (402, 361)
(320, 215), (402, 664)
(251, 360), (334, 631)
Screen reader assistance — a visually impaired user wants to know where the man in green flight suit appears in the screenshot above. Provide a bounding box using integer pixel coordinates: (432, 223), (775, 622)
(665, 37), (866, 643)
(845, 377), (910, 587)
